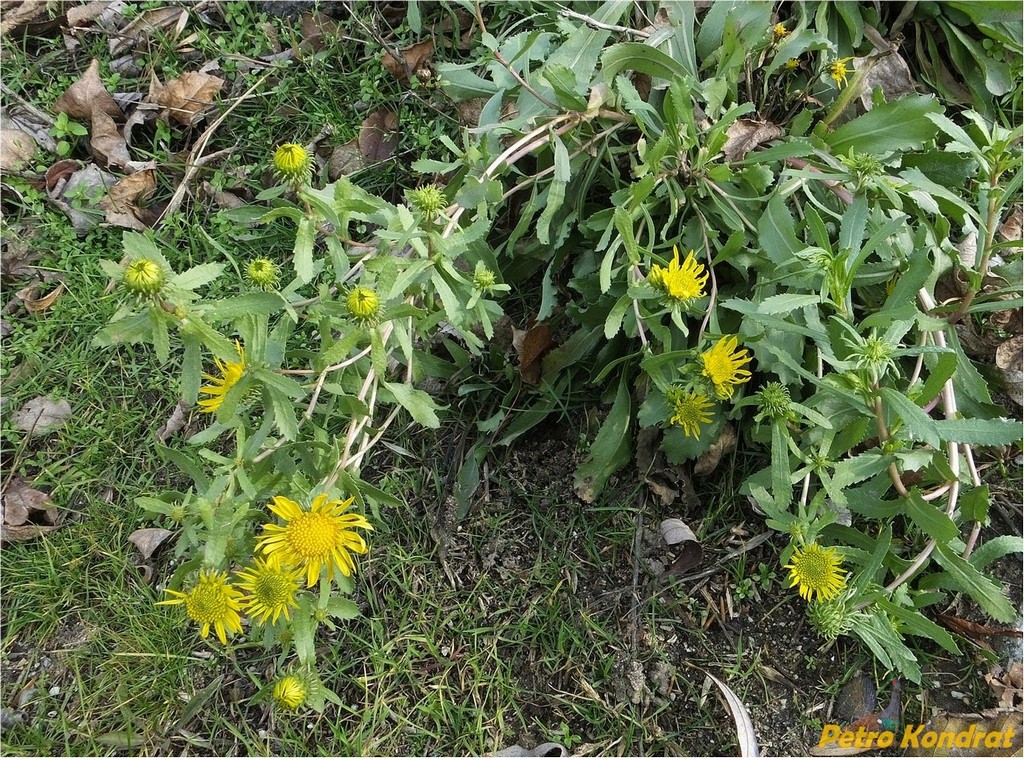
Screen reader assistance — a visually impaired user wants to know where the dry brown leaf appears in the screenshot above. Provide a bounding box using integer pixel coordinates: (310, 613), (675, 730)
(694, 423), (737, 475)
(0, 129), (36, 171)
(327, 137), (366, 180)
(151, 71), (224, 126)
(854, 51), (917, 109)
(937, 611), (1024, 647)
(16, 281), (66, 315)
(2, 479), (53, 527)
(66, 1), (109, 29)
(994, 335), (1023, 406)
(0, 228), (40, 278)
(155, 399), (189, 442)
(90, 108), (131, 168)
(128, 527), (174, 560)
(454, 97), (487, 127)
(46, 162), (116, 235)
(999, 206), (1022, 247)
(0, 0), (49, 37)
(13, 395), (72, 437)
(298, 12), (341, 53)
(110, 6), (187, 56)
(511, 321), (553, 386)
(99, 169), (156, 230)
(722, 118), (783, 162)
(53, 58), (123, 121)
(382, 40), (434, 83)
(660, 518), (703, 576)
(358, 109), (400, 164)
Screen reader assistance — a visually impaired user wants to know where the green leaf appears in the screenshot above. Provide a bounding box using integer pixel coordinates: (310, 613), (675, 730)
(917, 352), (958, 405)
(850, 609), (921, 683)
(934, 417), (1023, 445)
(933, 542), (1016, 622)
(573, 376), (633, 503)
(181, 336), (201, 406)
(541, 63), (587, 110)
(171, 263), (224, 291)
(879, 388), (940, 448)
(904, 489), (958, 543)
(968, 535), (1024, 571)
(958, 484), (990, 524)
(326, 597), (360, 620)
(383, 381), (442, 428)
(195, 293), (283, 321)
(757, 194), (802, 265)
(604, 294), (633, 339)
(601, 42), (692, 83)
(758, 294), (822, 314)
(92, 313), (152, 347)
(255, 369), (306, 399)
(293, 216), (315, 284)
(771, 423), (792, 510)
(292, 597), (317, 665)
(267, 387), (299, 440)
(831, 453), (891, 490)
(875, 596), (959, 655)
(824, 95), (942, 156)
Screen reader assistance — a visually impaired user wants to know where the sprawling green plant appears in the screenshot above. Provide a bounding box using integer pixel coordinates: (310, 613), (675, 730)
(96, 0), (1022, 700)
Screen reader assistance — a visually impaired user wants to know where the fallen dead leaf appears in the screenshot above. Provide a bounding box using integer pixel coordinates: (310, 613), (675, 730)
(0, 0), (50, 37)
(66, 1), (108, 29)
(90, 108), (131, 168)
(128, 527), (174, 560)
(156, 399), (190, 442)
(13, 395), (72, 437)
(937, 611), (1024, 650)
(491, 742), (568, 757)
(298, 12), (341, 54)
(0, 229), (40, 278)
(151, 71), (224, 126)
(15, 281), (66, 315)
(382, 40), (434, 83)
(99, 169), (156, 230)
(636, 426), (696, 507)
(2, 479), (53, 526)
(110, 6), (187, 56)
(854, 50), (917, 109)
(994, 335), (1023, 407)
(0, 129), (36, 171)
(47, 162), (116, 235)
(511, 321), (553, 386)
(53, 58), (123, 121)
(454, 97), (487, 127)
(722, 118), (783, 162)
(660, 517), (703, 577)
(358, 109), (400, 164)
(694, 423), (737, 475)
(999, 206), (1022, 249)
(327, 137), (366, 180)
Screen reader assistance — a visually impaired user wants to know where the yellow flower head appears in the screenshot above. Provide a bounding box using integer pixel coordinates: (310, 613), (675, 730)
(198, 341), (246, 414)
(701, 335), (753, 399)
(245, 257), (280, 290)
(648, 247), (708, 305)
(771, 23), (790, 42)
(828, 57), (853, 89)
(157, 569), (244, 644)
(785, 57), (800, 70)
(235, 557), (303, 625)
(346, 286), (381, 323)
(273, 675), (307, 710)
(257, 494), (373, 587)
(666, 387), (713, 440)
(785, 543), (847, 602)
(123, 258), (165, 295)
(273, 143), (311, 182)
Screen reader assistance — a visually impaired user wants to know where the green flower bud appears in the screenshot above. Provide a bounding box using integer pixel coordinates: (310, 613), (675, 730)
(346, 286), (380, 324)
(245, 257), (280, 290)
(273, 675), (307, 711)
(409, 185), (446, 216)
(122, 258), (165, 295)
(273, 143), (312, 184)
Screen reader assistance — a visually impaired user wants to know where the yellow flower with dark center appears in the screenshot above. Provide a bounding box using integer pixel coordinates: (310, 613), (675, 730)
(666, 387), (713, 439)
(273, 675), (307, 710)
(828, 57), (853, 88)
(198, 341), (246, 414)
(235, 558), (303, 625)
(123, 258), (165, 294)
(701, 335), (753, 399)
(785, 543), (847, 602)
(648, 247), (708, 305)
(273, 143), (311, 181)
(157, 569), (244, 644)
(771, 23), (790, 42)
(346, 286), (380, 323)
(257, 494), (373, 587)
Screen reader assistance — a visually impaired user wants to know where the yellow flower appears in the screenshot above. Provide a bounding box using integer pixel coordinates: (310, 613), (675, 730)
(785, 58), (800, 70)
(648, 247), (708, 305)
(346, 286), (380, 323)
(273, 142), (311, 181)
(123, 258), (165, 294)
(666, 387), (713, 439)
(701, 335), (753, 399)
(785, 543), (847, 602)
(235, 558), (303, 625)
(257, 494), (373, 587)
(828, 57), (853, 88)
(771, 23), (790, 42)
(198, 341), (246, 414)
(157, 569), (244, 644)
(273, 675), (307, 710)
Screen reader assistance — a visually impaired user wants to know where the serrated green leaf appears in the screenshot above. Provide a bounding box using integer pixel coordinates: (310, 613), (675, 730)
(268, 387), (299, 440)
(171, 263), (224, 291)
(875, 596), (959, 654)
(879, 388), (940, 448)
(326, 597), (360, 620)
(294, 216), (315, 284)
(255, 368), (306, 399)
(934, 417), (1023, 445)
(383, 381), (441, 428)
(92, 312), (152, 347)
(604, 294), (632, 339)
(574, 376), (632, 503)
(758, 294), (822, 314)
(968, 535), (1024, 571)
(904, 489), (958, 542)
(933, 542), (1016, 622)
(601, 41), (692, 83)
(195, 293), (283, 321)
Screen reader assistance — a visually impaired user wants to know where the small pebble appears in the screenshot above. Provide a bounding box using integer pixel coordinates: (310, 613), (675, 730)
(258, 730), (268, 739)
(49, 686), (60, 696)
(47, 711), (57, 718)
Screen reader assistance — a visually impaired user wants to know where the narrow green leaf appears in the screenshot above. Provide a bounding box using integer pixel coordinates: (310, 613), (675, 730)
(757, 294), (822, 314)
(879, 388), (940, 448)
(875, 596), (959, 654)
(573, 376), (633, 503)
(171, 263), (224, 291)
(824, 95), (941, 155)
(933, 542), (1016, 622)
(294, 216), (315, 284)
(934, 417), (1023, 445)
(601, 41), (692, 83)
